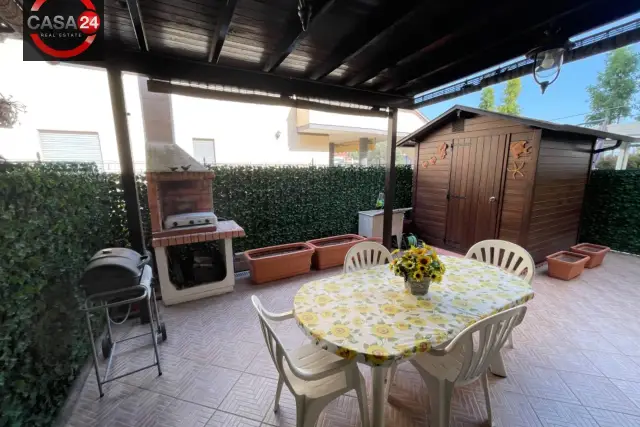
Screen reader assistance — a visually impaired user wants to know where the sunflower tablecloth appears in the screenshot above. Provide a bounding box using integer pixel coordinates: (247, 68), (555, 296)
(293, 256), (534, 367)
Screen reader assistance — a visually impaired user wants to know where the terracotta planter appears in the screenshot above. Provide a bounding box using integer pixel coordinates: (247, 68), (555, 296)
(307, 234), (366, 270)
(244, 243), (315, 284)
(546, 251), (590, 281)
(570, 243), (610, 268)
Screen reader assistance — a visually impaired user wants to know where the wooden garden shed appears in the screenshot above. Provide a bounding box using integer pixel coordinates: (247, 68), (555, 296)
(398, 105), (636, 263)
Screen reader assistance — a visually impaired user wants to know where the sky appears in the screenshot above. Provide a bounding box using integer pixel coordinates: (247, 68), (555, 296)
(419, 14), (640, 126)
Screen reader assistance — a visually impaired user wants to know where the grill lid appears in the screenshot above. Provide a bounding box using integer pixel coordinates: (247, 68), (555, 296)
(80, 248), (149, 294)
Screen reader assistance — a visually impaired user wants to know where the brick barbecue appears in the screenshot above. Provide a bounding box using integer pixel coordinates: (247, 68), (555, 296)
(146, 143), (245, 248)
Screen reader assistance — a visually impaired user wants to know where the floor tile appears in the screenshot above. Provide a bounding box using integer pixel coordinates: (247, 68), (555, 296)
(558, 371), (640, 416)
(206, 412), (261, 427)
(582, 351), (640, 382)
(611, 379), (640, 410)
(586, 408), (640, 427)
(511, 366), (580, 404)
(67, 381), (215, 427)
(218, 373), (279, 422)
(527, 396), (599, 427)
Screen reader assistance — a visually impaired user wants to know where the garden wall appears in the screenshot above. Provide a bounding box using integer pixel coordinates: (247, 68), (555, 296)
(0, 163), (123, 427)
(0, 163), (413, 426)
(580, 169), (640, 255)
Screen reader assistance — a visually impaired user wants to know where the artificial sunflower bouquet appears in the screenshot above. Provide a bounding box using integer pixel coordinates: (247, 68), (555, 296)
(389, 244), (446, 295)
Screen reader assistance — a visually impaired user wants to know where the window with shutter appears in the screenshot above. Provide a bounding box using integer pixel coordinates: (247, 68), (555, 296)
(38, 130), (103, 169)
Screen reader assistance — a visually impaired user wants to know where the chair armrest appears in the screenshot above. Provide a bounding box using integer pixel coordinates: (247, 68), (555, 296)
(288, 358), (355, 382)
(261, 309), (294, 322)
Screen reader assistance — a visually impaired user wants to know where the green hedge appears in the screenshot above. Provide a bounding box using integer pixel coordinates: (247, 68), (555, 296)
(580, 169), (640, 255)
(0, 163), (413, 426)
(211, 165), (413, 252)
(0, 163), (121, 427)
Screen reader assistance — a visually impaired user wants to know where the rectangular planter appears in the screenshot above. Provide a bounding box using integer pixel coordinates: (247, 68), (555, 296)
(244, 242), (315, 284)
(546, 251), (590, 281)
(570, 243), (610, 268)
(307, 234), (366, 270)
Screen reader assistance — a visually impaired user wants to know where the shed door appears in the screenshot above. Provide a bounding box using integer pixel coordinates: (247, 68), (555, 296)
(444, 135), (507, 250)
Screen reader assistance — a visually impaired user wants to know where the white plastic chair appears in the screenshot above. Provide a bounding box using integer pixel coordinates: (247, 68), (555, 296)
(465, 239), (534, 348)
(408, 305), (527, 427)
(251, 296), (370, 427)
(344, 241), (392, 273)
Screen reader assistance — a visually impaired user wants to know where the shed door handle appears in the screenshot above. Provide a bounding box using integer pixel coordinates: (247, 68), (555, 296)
(489, 196), (497, 203)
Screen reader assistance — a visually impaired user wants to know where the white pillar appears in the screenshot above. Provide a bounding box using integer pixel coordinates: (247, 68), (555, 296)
(615, 141), (630, 170)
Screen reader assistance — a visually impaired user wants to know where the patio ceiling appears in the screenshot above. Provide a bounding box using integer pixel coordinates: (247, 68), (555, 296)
(96, 0), (639, 109)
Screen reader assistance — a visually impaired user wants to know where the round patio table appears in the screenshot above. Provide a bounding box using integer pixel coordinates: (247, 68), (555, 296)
(293, 255), (534, 427)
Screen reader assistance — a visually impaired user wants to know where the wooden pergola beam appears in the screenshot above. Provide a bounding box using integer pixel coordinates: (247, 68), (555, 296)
(208, 0), (238, 63)
(92, 49), (412, 108)
(306, 0), (423, 81)
(262, 0), (337, 73)
(125, 0), (148, 52)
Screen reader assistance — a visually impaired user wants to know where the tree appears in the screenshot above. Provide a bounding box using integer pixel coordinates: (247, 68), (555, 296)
(586, 47), (639, 125)
(479, 87), (496, 111)
(595, 155), (617, 169)
(628, 152), (640, 169)
(497, 79), (522, 116)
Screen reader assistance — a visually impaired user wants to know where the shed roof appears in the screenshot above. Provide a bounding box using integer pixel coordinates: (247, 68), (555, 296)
(397, 105), (639, 146)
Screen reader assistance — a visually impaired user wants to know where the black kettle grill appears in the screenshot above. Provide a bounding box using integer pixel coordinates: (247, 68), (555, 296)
(80, 247), (166, 398)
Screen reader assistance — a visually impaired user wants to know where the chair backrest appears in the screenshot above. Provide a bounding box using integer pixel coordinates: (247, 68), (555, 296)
(251, 296), (299, 388)
(465, 239), (535, 283)
(344, 241), (392, 273)
(446, 305), (527, 384)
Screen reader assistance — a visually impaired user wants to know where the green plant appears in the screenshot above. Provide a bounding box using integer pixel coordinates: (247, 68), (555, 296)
(0, 163), (122, 427)
(210, 165), (413, 252)
(580, 169), (640, 255)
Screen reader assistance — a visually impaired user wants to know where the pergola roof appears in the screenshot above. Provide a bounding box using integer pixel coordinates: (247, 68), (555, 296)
(97, 0), (639, 109)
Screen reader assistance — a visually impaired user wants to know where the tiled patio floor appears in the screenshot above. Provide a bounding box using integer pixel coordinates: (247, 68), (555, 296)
(66, 252), (640, 427)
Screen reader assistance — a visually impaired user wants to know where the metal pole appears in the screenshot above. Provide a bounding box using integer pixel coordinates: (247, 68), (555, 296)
(107, 68), (145, 255)
(383, 108), (398, 249)
(329, 142), (335, 166)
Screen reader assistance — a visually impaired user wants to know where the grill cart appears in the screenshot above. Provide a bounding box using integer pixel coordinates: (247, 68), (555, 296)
(79, 248), (167, 397)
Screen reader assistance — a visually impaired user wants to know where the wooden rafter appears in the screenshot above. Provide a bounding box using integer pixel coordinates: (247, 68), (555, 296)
(339, 1), (458, 88)
(208, 0), (238, 63)
(262, 0), (337, 73)
(125, 0), (148, 52)
(306, 0), (423, 81)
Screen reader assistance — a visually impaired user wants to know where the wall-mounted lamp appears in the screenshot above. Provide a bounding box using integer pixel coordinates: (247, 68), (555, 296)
(532, 47), (566, 94)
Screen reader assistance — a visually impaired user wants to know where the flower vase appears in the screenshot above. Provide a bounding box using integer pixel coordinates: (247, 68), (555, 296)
(405, 278), (431, 295)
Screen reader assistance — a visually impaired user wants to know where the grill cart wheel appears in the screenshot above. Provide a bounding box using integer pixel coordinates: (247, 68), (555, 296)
(160, 323), (167, 342)
(101, 337), (112, 359)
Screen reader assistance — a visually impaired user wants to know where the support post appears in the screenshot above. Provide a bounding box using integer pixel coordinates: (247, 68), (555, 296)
(359, 137), (369, 165)
(329, 142), (335, 166)
(107, 68), (145, 255)
(615, 141), (630, 170)
(383, 108), (398, 249)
